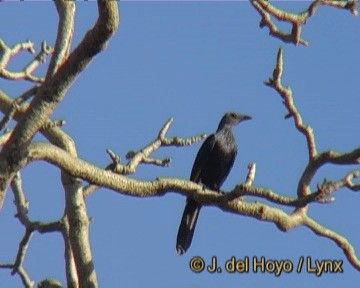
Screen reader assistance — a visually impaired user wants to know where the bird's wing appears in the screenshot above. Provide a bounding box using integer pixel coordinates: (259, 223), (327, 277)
(190, 134), (216, 183)
(217, 149), (237, 188)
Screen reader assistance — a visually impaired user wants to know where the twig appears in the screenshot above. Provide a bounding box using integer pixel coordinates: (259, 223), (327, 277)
(0, 39), (53, 83)
(0, 86), (38, 132)
(12, 229), (33, 276)
(42, 120), (66, 131)
(83, 117), (206, 197)
(251, 0), (308, 46)
(0, 263), (34, 288)
(245, 163), (256, 186)
(345, 170), (360, 191)
(3, 173), (63, 287)
(265, 47), (317, 160)
(251, 0), (358, 46)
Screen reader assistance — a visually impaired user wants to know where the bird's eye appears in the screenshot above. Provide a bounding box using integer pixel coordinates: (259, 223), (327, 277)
(231, 113), (236, 117)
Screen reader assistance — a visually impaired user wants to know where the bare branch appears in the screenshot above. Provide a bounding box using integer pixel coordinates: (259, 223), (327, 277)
(42, 120), (66, 131)
(12, 229), (33, 276)
(265, 47), (360, 203)
(45, 0), (75, 80)
(12, 173), (63, 232)
(309, 170), (360, 203)
(0, 39), (53, 83)
(0, 86), (38, 133)
(345, 170), (360, 191)
(303, 216), (360, 270)
(158, 117), (173, 139)
(63, 176), (97, 287)
(0, 263), (35, 288)
(251, 0), (308, 46)
(115, 117), (206, 175)
(298, 148), (360, 199)
(4, 172), (63, 287)
(266, 47), (317, 160)
(245, 163), (256, 186)
(106, 148), (120, 164)
(0, 0), (119, 213)
(83, 118), (206, 197)
(251, 0), (358, 46)
(17, 267), (35, 288)
(61, 216), (79, 288)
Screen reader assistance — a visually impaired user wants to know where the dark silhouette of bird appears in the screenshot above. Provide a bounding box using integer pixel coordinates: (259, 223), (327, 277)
(176, 112), (251, 255)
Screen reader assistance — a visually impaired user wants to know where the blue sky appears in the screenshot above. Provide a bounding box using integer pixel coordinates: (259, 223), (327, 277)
(0, 1), (359, 287)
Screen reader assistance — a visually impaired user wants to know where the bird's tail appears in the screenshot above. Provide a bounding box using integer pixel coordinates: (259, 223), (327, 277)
(176, 199), (201, 255)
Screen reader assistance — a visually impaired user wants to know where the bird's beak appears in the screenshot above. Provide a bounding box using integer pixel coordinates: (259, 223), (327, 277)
(241, 115), (252, 122)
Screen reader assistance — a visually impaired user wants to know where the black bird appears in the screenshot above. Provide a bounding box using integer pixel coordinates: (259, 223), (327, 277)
(176, 112), (251, 255)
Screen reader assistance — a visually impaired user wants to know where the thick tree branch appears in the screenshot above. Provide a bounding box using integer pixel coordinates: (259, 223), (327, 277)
(0, 88), (85, 287)
(0, 0), (119, 213)
(0, 86), (38, 133)
(45, 0), (75, 81)
(9, 140), (357, 270)
(63, 175), (97, 288)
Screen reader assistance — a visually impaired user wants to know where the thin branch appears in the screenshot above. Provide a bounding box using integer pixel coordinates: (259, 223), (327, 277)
(4, 172), (65, 287)
(251, 0), (308, 46)
(303, 215), (360, 270)
(12, 172), (64, 232)
(0, 86), (38, 133)
(251, 0), (358, 46)
(265, 47), (317, 160)
(83, 118), (206, 197)
(116, 117), (206, 175)
(42, 119), (66, 131)
(11, 229), (33, 276)
(265, 47), (360, 202)
(0, 39), (53, 83)
(0, 264), (34, 288)
(314, 0), (359, 16)
(17, 267), (35, 288)
(61, 216), (79, 288)
(345, 170), (360, 191)
(308, 170), (360, 203)
(245, 163), (256, 186)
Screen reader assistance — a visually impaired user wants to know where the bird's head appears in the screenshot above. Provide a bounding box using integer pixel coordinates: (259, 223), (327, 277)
(217, 112), (251, 131)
